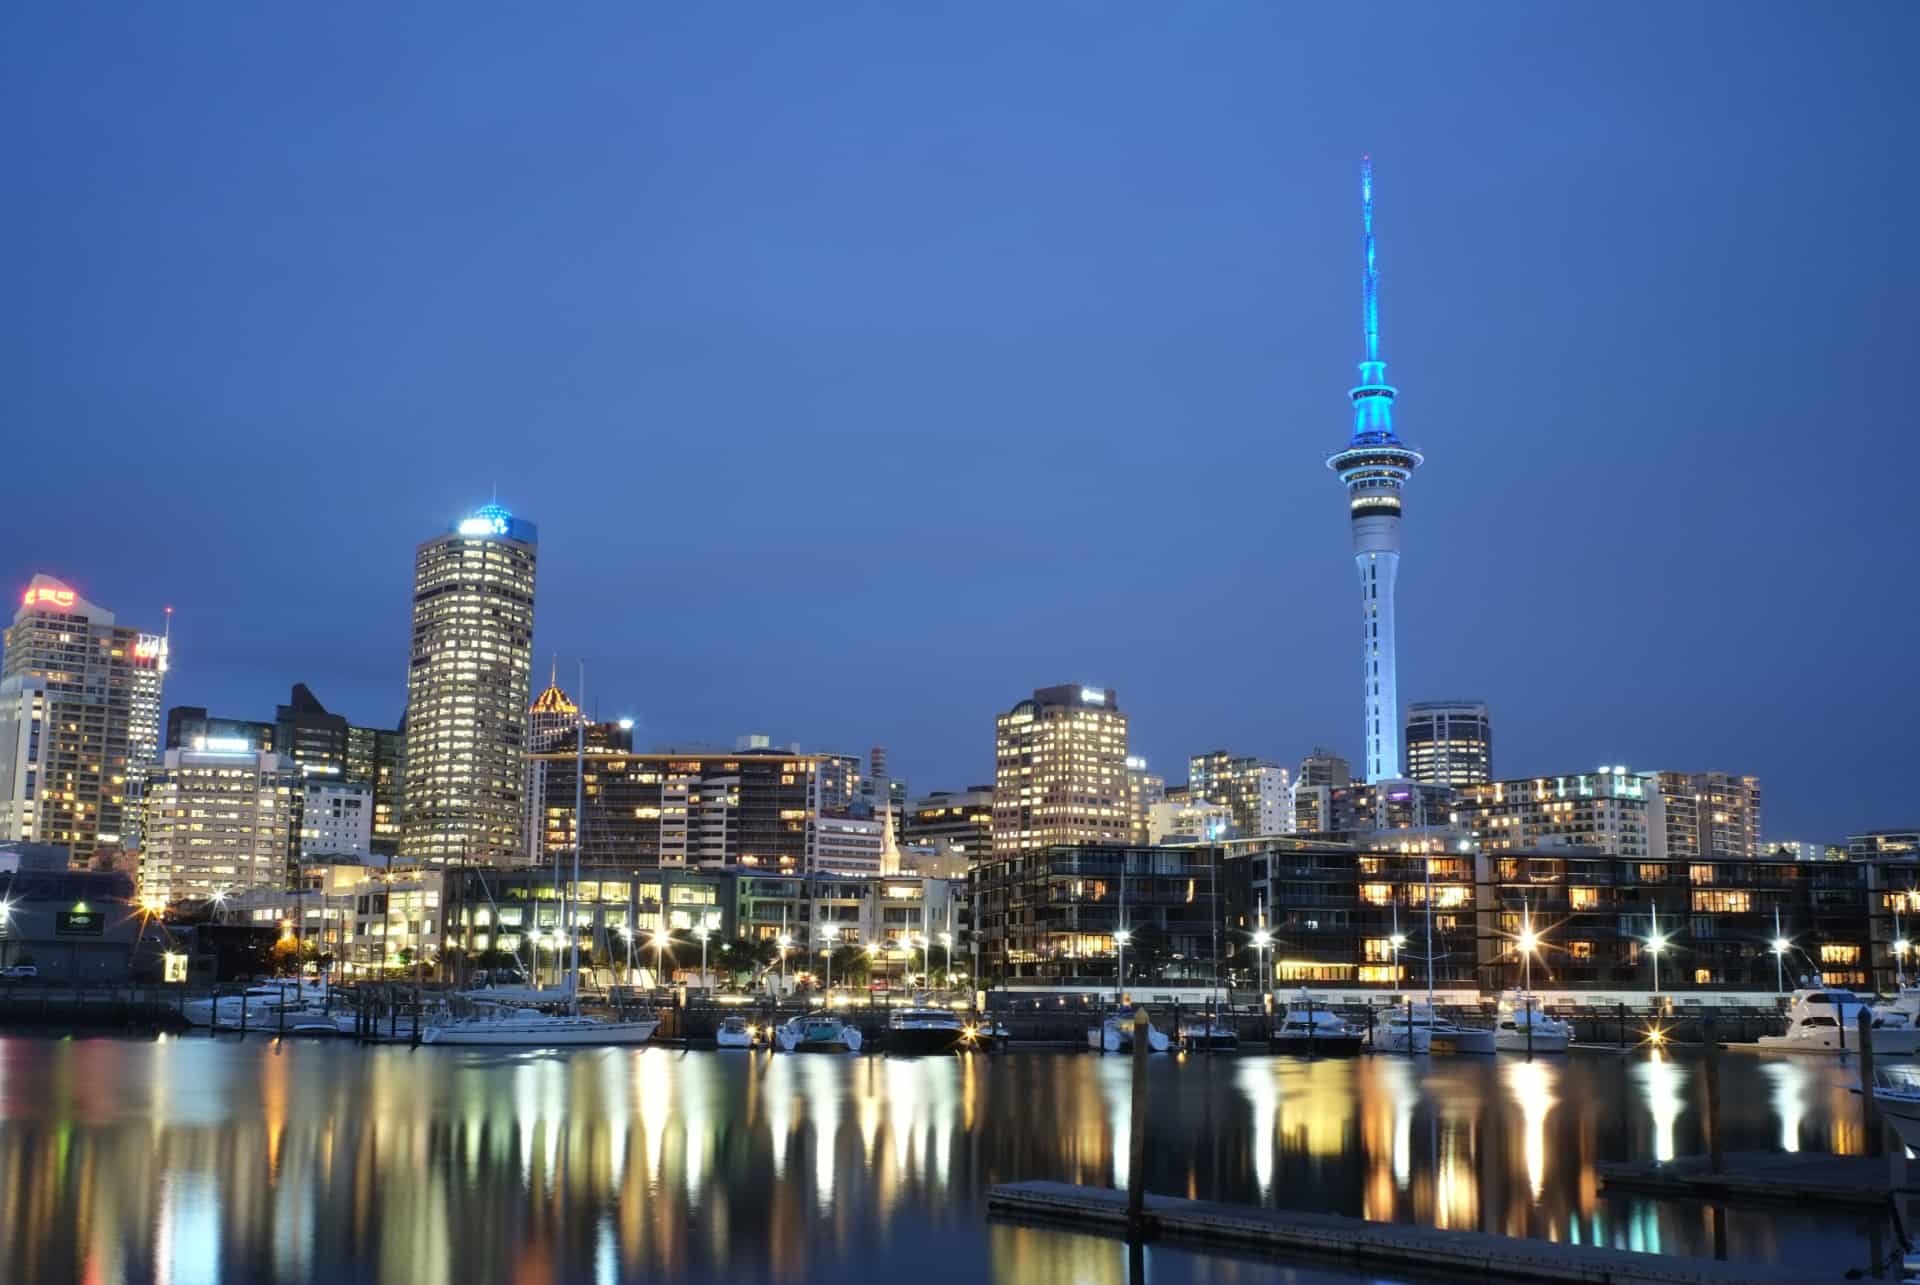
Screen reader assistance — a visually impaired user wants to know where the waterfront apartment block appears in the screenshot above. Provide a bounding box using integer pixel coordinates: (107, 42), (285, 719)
(1125, 758), (1165, 846)
(1449, 767), (1664, 859)
(1187, 752), (1291, 836)
(401, 504), (538, 865)
(139, 744), (303, 903)
(970, 842), (1226, 985)
(532, 748), (862, 873)
(1403, 700), (1492, 786)
(1851, 829), (1920, 861)
(991, 684), (1130, 855)
(0, 576), (166, 866)
(1147, 799), (1231, 844)
(1656, 770), (1761, 859)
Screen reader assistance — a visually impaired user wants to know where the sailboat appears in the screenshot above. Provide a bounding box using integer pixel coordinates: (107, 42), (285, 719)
(423, 663), (657, 1048)
(1375, 849), (1493, 1055)
(1179, 842), (1237, 1051)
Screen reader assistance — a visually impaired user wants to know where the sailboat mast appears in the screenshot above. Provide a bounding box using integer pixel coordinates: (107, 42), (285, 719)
(570, 661), (585, 1011)
(1424, 850), (1435, 1003)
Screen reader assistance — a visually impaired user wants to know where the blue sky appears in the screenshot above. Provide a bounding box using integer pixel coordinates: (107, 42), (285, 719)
(6, 5), (1915, 840)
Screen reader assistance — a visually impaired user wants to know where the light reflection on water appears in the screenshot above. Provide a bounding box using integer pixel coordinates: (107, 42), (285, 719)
(0, 1034), (1889, 1283)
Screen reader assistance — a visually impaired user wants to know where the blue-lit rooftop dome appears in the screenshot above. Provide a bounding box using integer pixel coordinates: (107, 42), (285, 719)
(453, 502), (536, 541)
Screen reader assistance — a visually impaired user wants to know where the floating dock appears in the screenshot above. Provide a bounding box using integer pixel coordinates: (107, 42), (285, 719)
(1598, 1151), (1907, 1209)
(986, 1180), (1807, 1283)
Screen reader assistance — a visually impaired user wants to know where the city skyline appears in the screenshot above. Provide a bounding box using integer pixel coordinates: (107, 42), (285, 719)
(7, 7), (1915, 841)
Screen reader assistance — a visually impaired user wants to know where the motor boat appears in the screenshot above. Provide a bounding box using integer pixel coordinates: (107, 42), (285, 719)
(1269, 995), (1365, 1055)
(715, 1015), (758, 1048)
(1178, 1018), (1240, 1052)
(1873, 987), (1920, 1030)
(1757, 989), (1920, 1055)
(1495, 990), (1573, 1053)
(1087, 1014), (1171, 1053)
(774, 1014), (863, 1053)
(887, 1006), (969, 1055)
(1375, 1002), (1495, 1055)
(420, 1004), (659, 1046)
(184, 980), (325, 1030)
(1870, 1067), (1920, 1152)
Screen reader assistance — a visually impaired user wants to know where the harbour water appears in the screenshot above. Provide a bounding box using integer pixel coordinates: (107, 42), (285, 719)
(0, 1033), (1893, 1283)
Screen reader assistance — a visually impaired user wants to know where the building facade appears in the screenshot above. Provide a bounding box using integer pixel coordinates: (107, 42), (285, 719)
(1656, 771), (1762, 859)
(401, 503), (538, 865)
(903, 787), (994, 864)
(1326, 160), (1424, 783)
(0, 576), (166, 866)
(991, 685), (1129, 855)
(1147, 799), (1232, 844)
(1187, 752), (1291, 836)
(1450, 767), (1665, 860)
(300, 779), (373, 859)
(1402, 700), (1492, 787)
(139, 744), (303, 903)
(533, 748), (849, 872)
(1124, 758), (1165, 845)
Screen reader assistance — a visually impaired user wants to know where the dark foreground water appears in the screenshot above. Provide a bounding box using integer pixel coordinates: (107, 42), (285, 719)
(0, 1034), (1893, 1284)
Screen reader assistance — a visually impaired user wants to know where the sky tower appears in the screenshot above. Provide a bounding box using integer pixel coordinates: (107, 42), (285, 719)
(1328, 157), (1423, 783)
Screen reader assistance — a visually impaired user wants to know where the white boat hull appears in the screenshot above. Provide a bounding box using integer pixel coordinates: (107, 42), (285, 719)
(1495, 1028), (1569, 1054)
(1376, 1022), (1433, 1055)
(1757, 1027), (1920, 1055)
(421, 1017), (659, 1046)
(1089, 1020), (1170, 1053)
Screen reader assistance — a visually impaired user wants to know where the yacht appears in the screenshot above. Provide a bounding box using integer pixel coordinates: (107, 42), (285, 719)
(1873, 987), (1920, 1030)
(420, 1003), (660, 1046)
(1178, 1018), (1240, 1052)
(184, 980), (326, 1030)
(887, 1006), (969, 1055)
(1870, 1068), (1920, 1152)
(1087, 1013), (1171, 1053)
(1758, 989), (1920, 1055)
(774, 1014), (862, 1053)
(1376, 1002), (1496, 1055)
(1495, 990), (1572, 1053)
(715, 1015), (758, 1048)
(1269, 996), (1365, 1056)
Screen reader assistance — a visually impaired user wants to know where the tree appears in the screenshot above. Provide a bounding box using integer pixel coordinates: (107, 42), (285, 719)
(270, 937), (303, 976)
(829, 944), (871, 986)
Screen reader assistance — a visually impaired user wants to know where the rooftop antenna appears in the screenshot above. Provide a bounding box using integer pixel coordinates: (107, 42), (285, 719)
(1362, 154), (1380, 363)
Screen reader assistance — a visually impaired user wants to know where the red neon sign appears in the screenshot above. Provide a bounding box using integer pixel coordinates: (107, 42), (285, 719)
(22, 587), (76, 609)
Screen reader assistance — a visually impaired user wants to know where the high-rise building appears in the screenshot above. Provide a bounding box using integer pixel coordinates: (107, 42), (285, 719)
(401, 503), (538, 865)
(1655, 771), (1761, 859)
(528, 661), (581, 753)
(1125, 757), (1165, 845)
(903, 787), (995, 864)
(1451, 766), (1665, 859)
(859, 745), (906, 817)
(1290, 747), (1352, 834)
(1326, 159), (1424, 783)
(344, 722), (403, 858)
(1403, 701), (1492, 786)
(139, 743), (303, 902)
(122, 610), (170, 854)
(0, 576), (166, 866)
(1187, 752), (1291, 836)
(991, 685), (1129, 855)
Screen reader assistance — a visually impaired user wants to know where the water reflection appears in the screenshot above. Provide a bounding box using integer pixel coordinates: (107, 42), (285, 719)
(0, 1035), (1890, 1283)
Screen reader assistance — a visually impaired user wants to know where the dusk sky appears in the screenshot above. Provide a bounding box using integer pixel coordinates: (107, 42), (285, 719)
(7, 6), (1915, 841)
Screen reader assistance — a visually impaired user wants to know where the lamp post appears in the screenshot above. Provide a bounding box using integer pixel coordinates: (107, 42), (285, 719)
(1114, 929), (1132, 1007)
(778, 932), (792, 991)
(1647, 905), (1668, 1003)
(1517, 904), (1539, 993)
(938, 931), (953, 989)
(1771, 906), (1790, 995)
(1252, 928), (1272, 1015)
(652, 930), (668, 988)
(822, 924), (838, 995)
(696, 925), (710, 994)
(619, 924), (634, 985)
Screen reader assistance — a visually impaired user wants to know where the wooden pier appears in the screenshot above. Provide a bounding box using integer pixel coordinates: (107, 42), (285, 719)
(1598, 1151), (1908, 1209)
(986, 1181), (1809, 1283)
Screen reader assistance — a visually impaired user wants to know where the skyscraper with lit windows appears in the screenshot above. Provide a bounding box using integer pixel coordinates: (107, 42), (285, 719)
(990, 685), (1129, 855)
(400, 504), (538, 865)
(1328, 158), (1423, 783)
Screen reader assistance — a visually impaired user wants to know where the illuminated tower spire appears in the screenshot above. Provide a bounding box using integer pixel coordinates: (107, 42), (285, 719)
(1328, 157), (1423, 783)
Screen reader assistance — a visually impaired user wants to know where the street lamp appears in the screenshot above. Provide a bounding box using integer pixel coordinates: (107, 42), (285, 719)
(1389, 933), (1407, 988)
(619, 924), (634, 985)
(778, 932), (792, 990)
(1252, 929), (1272, 1013)
(652, 929), (669, 987)
(822, 925), (838, 995)
(1647, 905), (1668, 1002)
(1114, 929), (1132, 1005)
(696, 925), (710, 994)
(1516, 906), (1540, 993)
(938, 931), (953, 989)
